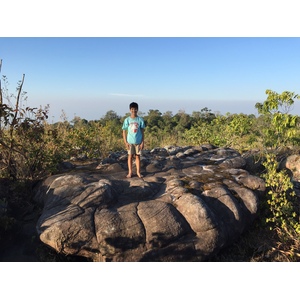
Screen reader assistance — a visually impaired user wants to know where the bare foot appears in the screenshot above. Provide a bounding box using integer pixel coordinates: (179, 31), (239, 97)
(126, 173), (132, 178)
(137, 173), (143, 178)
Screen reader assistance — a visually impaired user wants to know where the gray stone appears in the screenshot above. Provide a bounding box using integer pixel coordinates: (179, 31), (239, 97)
(34, 145), (266, 261)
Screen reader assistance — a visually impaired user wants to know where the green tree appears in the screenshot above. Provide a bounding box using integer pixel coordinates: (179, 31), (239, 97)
(255, 90), (300, 148)
(144, 109), (162, 131)
(174, 110), (192, 131)
(101, 110), (121, 122)
(161, 111), (175, 133)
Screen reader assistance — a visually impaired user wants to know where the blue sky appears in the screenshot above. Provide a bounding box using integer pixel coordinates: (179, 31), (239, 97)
(1, 37), (300, 122)
(1, 1), (300, 123)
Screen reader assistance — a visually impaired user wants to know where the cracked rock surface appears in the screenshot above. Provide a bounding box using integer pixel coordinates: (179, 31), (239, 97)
(34, 144), (266, 261)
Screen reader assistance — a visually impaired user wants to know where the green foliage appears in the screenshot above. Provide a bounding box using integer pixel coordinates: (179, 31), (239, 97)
(0, 71), (64, 179)
(227, 113), (254, 137)
(183, 113), (258, 151)
(1, 72), (48, 179)
(255, 90), (299, 114)
(255, 90), (300, 149)
(261, 152), (300, 233)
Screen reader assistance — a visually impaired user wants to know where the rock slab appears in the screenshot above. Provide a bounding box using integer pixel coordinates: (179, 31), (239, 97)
(34, 145), (266, 261)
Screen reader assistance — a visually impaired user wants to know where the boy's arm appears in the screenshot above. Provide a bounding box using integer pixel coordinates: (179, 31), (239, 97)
(140, 128), (145, 150)
(123, 130), (129, 149)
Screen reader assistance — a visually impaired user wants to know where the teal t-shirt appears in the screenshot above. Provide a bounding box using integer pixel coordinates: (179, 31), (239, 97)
(122, 116), (145, 144)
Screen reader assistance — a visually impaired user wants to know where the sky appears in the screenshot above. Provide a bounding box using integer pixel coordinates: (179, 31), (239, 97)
(1, 1), (300, 123)
(2, 36), (300, 122)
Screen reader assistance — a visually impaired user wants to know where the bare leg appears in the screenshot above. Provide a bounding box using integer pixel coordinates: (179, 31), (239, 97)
(127, 154), (133, 178)
(136, 155), (143, 178)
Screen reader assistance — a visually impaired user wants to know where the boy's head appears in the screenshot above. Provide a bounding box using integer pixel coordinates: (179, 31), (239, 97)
(129, 102), (138, 111)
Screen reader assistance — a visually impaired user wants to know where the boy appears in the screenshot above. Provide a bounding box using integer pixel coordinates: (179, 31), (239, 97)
(122, 102), (145, 178)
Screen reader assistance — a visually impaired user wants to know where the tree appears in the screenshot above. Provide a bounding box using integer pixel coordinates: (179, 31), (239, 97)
(174, 110), (192, 131)
(255, 89), (300, 148)
(255, 90), (298, 114)
(0, 60), (54, 179)
(161, 111), (176, 133)
(144, 109), (162, 131)
(102, 110), (120, 122)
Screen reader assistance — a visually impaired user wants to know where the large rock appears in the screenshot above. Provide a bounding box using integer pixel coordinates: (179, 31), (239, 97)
(34, 145), (266, 261)
(280, 154), (300, 181)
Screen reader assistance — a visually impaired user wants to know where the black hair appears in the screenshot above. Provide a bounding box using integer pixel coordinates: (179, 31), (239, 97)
(129, 102), (138, 110)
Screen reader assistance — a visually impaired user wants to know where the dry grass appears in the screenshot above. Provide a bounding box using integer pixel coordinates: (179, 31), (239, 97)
(209, 222), (300, 262)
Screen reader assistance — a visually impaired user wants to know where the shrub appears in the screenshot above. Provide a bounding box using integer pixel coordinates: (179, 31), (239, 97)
(261, 152), (300, 233)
